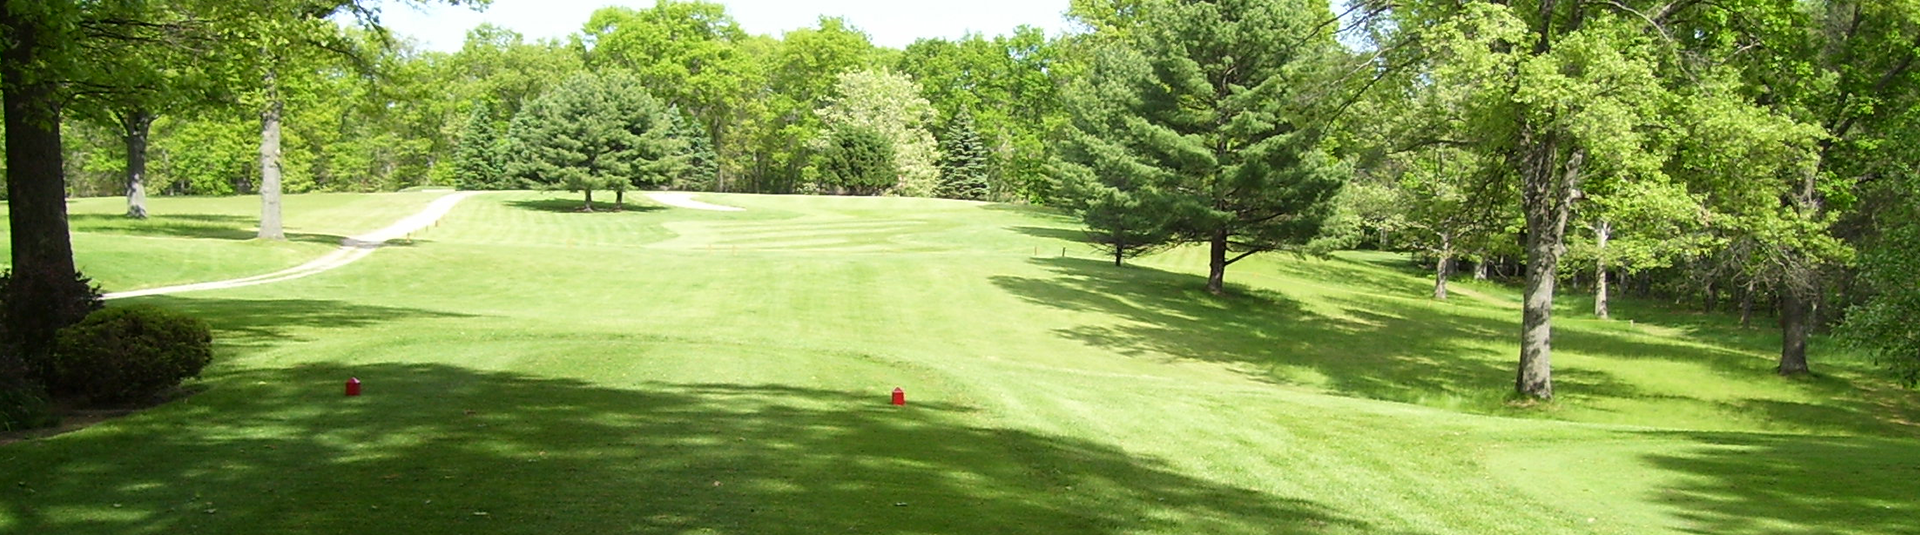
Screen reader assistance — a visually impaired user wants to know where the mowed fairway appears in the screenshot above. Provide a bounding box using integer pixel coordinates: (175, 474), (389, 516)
(2, 191), (1917, 534)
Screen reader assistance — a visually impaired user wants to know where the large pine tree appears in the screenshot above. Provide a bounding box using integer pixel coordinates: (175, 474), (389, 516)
(502, 71), (686, 210)
(1061, 0), (1345, 294)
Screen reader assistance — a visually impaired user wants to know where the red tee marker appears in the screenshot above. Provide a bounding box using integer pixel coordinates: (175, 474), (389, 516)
(891, 387), (906, 406)
(346, 377), (362, 397)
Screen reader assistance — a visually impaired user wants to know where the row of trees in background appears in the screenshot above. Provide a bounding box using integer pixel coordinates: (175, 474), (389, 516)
(54, 2), (1066, 206)
(12, 0), (1920, 406)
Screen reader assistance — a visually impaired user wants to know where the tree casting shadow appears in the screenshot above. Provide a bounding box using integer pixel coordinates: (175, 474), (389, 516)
(0, 363), (1374, 534)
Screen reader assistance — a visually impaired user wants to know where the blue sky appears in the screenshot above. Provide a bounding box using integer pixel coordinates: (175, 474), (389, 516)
(373, 0), (1078, 51)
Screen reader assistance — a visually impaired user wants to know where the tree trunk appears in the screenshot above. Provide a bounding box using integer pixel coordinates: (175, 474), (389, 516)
(257, 78), (286, 240)
(1704, 279), (1718, 313)
(1594, 220), (1611, 319)
(1114, 242), (1125, 267)
(1740, 280), (1757, 328)
(1207, 229), (1229, 295)
(1514, 137), (1582, 401)
(1433, 234), (1453, 300)
(582, 190), (595, 212)
(1, 9), (84, 365)
(1778, 288), (1814, 376)
(615, 189), (625, 211)
(1473, 260), (1489, 280)
(121, 110), (155, 219)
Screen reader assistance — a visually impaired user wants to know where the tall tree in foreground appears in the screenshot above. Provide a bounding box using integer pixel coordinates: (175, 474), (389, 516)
(502, 71), (685, 211)
(1061, 0), (1345, 295)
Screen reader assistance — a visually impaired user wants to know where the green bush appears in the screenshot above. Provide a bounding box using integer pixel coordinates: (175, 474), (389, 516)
(0, 383), (57, 431)
(48, 305), (213, 404)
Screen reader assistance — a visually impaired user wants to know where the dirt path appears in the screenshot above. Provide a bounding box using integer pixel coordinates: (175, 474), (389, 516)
(105, 191), (484, 300)
(645, 191), (745, 212)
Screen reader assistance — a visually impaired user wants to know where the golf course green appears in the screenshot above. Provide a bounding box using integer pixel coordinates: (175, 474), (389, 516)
(1, 191), (1914, 534)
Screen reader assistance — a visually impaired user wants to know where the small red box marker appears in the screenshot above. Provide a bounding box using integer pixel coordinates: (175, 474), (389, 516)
(891, 387), (905, 406)
(346, 377), (361, 397)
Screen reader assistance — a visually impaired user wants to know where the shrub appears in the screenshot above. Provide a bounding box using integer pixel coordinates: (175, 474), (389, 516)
(0, 268), (105, 360)
(0, 382), (57, 431)
(47, 305), (213, 404)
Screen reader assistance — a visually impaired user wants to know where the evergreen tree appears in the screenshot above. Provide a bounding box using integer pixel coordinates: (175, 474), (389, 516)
(1081, 187), (1176, 266)
(501, 71), (685, 211)
(816, 128), (896, 196)
(669, 108), (720, 191)
(452, 102), (507, 190)
(1060, 0), (1345, 295)
(935, 112), (991, 200)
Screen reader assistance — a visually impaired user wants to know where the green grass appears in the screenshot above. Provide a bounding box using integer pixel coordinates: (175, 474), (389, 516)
(0, 192), (450, 291)
(2, 190), (1916, 534)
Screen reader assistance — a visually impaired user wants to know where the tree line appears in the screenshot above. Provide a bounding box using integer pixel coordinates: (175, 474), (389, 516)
(4, 0), (1919, 417)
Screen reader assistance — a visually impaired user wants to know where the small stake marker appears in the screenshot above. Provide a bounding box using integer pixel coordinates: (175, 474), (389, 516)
(891, 387), (906, 406)
(346, 377), (361, 397)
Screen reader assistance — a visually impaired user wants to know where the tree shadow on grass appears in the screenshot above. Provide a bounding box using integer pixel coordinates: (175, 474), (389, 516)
(994, 258), (1920, 436)
(68, 213), (344, 245)
(504, 198), (664, 214)
(1640, 432), (1920, 535)
(992, 258), (1520, 405)
(0, 363), (1381, 534)
(128, 296), (477, 348)
(1008, 225), (1090, 243)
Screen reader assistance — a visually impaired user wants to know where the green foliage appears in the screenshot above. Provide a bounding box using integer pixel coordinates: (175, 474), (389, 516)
(0, 268), (106, 361)
(502, 71), (687, 209)
(934, 112), (991, 200)
(46, 305), (213, 404)
(1080, 187), (1175, 266)
(1844, 174), (1920, 385)
(896, 27), (1068, 202)
(147, 115), (253, 195)
(0, 383), (57, 431)
(814, 127), (896, 195)
(815, 68), (939, 196)
(668, 108), (720, 191)
(1060, 0), (1347, 291)
(452, 102), (510, 190)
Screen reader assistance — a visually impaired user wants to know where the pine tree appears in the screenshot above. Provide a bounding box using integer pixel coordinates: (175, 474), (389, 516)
(452, 102), (506, 190)
(1081, 186), (1176, 266)
(935, 112), (991, 200)
(669, 108), (719, 191)
(1060, 0), (1345, 294)
(816, 128), (896, 196)
(501, 71), (686, 211)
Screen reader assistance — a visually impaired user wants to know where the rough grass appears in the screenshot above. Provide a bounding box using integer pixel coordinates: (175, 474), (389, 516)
(0, 190), (1915, 534)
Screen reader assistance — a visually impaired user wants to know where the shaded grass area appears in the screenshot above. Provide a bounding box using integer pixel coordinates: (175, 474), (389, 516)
(0, 364), (1367, 535)
(68, 213), (344, 245)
